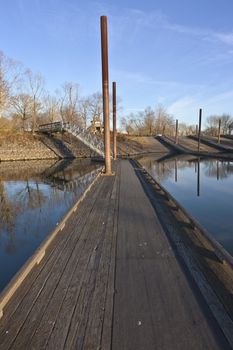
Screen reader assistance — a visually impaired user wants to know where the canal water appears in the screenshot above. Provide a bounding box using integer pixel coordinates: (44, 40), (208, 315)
(0, 159), (102, 293)
(139, 154), (233, 257)
(1, 155), (232, 294)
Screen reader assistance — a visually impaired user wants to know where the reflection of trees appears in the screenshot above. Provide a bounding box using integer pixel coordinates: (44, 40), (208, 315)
(0, 179), (47, 255)
(202, 160), (233, 179)
(0, 158), (102, 258)
(15, 180), (46, 211)
(0, 181), (20, 255)
(140, 156), (233, 182)
(140, 158), (195, 182)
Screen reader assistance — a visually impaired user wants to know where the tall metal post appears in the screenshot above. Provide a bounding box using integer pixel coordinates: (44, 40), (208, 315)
(112, 81), (117, 160)
(100, 16), (111, 175)
(218, 119), (221, 144)
(196, 124), (198, 136)
(198, 109), (202, 152)
(175, 119), (179, 144)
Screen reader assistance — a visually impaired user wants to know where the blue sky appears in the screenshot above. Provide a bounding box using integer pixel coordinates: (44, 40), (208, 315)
(1, 0), (233, 125)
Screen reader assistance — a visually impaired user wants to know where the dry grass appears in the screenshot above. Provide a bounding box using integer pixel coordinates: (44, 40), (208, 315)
(0, 130), (35, 146)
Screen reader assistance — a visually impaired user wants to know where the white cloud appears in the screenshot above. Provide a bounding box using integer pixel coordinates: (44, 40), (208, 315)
(213, 32), (233, 46)
(167, 89), (233, 124)
(168, 96), (199, 119)
(108, 6), (233, 47)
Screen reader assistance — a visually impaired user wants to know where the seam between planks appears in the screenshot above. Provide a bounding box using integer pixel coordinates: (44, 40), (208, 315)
(0, 169), (103, 319)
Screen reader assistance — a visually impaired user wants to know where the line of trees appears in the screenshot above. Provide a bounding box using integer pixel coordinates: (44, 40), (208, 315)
(121, 107), (198, 137)
(204, 114), (233, 136)
(0, 50), (107, 132)
(1, 50), (233, 137)
(121, 107), (233, 137)
(121, 106), (175, 136)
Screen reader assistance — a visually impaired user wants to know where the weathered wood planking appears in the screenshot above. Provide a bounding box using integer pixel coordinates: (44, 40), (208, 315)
(112, 160), (231, 350)
(0, 160), (232, 350)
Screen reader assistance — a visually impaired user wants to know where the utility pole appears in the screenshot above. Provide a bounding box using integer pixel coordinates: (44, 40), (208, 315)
(198, 109), (202, 152)
(112, 81), (117, 160)
(100, 16), (111, 175)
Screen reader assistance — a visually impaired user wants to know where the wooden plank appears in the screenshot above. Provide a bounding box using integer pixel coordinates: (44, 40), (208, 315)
(0, 170), (102, 323)
(82, 171), (119, 349)
(27, 176), (114, 350)
(112, 160), (231, 350)
(0, 159), (232, 350)
(0, 171), (102, 320)
(0, 176), (105, 350)
(62, 177), (114, 350)
(100, 163), (120, 350)
(0, 193), (86, 324)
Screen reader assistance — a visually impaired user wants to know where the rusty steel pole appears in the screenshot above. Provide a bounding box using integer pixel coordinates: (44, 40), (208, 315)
(112, 81), (117, 160)
(198, 109), (202, 152)
(175, 119), (179, 144)
(100, 16), (111, 175)
(218, 119), (221, 144)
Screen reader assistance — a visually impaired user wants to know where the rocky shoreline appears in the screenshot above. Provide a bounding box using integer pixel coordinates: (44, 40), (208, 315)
(0, 134), (57, 161)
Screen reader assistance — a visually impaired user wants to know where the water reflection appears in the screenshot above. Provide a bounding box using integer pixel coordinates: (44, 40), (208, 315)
(139, 155), (233, 256)
(0, 159), (102, 292)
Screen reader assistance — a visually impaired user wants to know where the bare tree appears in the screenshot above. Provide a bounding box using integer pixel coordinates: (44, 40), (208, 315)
(122, 113), (143, 135)
(220, 114), (232, 134)
(205, 115), (219, 135)
(26, 70), (44, 133)
(0, 51), (22, 118)
(11, 93), (33, 130)
(205, 114), (233, 135)
(143, 107), (155, 135)
(58, 82), (81, 124)
(43, 93), (59, 123)
(154, 105), (174, 135)
(79, 98), (90, 128)
(88, 92), (103, 122)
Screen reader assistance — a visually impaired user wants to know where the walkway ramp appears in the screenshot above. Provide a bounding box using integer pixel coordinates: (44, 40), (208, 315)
(39, 122), (105, 158)
(0, 160), (231, 349)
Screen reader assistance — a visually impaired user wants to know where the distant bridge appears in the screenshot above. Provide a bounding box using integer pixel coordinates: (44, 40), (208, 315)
(38, 122), (106, 158)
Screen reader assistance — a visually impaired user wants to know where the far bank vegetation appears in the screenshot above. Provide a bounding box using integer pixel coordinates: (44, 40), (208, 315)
(0, 50), (233, 139)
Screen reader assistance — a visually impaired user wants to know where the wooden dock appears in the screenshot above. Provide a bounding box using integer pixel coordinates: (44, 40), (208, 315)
(0, 160), (232, 349)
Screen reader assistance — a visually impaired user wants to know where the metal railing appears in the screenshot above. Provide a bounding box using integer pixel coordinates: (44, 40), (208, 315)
(38, 122), (63, 132)
(38, 121), (110, 158)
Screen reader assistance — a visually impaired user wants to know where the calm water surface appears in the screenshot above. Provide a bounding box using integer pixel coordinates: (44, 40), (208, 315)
(0, 159), (102, 292)
(139, 155), (233, 256)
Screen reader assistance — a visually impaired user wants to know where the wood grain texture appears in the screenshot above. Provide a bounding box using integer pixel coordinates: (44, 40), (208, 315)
(0, 160), (231, 350)
(112, 160), (230, 350)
